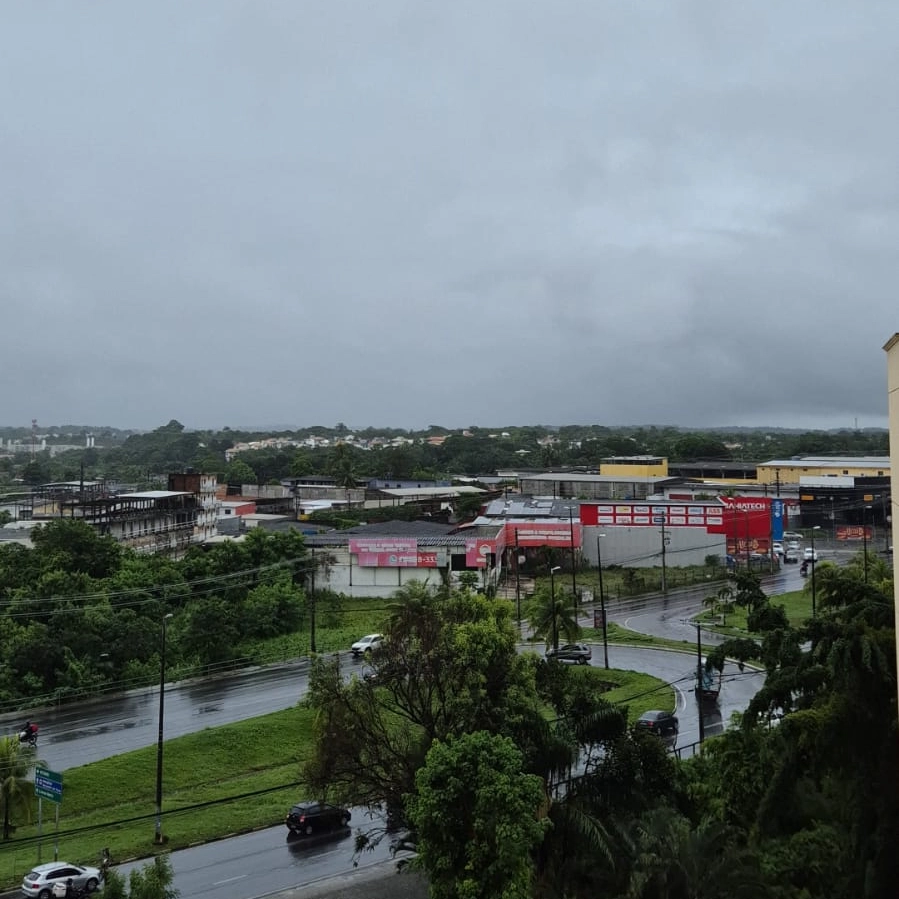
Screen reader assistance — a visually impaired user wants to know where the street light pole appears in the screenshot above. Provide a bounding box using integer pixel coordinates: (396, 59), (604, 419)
(863, 505), (872, 583)
(155, 612), (174, 844)
(596, 534), (609, 669)
(514, 527), (521, 626)
(569, 504), (578, 616)
(660, 524), (668, 594)
(549, 566), (561, 651)
(810, 527), (821, 618)
(695, 623), (705, 745)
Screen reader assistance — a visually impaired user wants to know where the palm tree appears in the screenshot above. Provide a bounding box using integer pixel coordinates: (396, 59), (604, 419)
(329, 443), (357, 509)
(0, 736), (38, 840)
(527, 583), (579, 651)
(627, 806), (769, 898)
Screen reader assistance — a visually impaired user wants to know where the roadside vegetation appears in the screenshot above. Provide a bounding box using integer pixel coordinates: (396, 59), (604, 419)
(0, 656), (669, 890)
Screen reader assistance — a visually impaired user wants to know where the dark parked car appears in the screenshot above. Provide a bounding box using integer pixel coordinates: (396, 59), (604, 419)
(634, 710), (679, 744)
(286, 801), (351, 836)
(545, 643), (592, 665)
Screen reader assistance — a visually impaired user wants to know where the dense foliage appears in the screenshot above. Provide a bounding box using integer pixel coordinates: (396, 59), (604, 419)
(305, 568), (897, 899)
(0, 419), (889, 488)
(0, 520), (310, 708)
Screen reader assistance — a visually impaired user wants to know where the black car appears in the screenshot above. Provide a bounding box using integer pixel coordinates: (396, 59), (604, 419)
(285, 801), (351, 836)
(634, 710), (679, 743)
(545, 643), (592, 665)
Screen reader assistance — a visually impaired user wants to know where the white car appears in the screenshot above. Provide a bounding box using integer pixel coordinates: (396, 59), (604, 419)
(350, 633), (384, 656)
(22, 862), (102, 898)
(772, 542), (784, 555)
(803, 547), (819, 562)
(787, 540), (801, 551)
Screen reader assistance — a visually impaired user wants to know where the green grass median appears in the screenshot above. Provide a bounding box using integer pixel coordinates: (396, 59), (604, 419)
(0, 706), (315, 890)
(0, 665), (673, 891)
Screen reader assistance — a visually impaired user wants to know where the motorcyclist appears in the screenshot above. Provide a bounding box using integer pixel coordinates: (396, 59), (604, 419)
(19, 721), (38, 743)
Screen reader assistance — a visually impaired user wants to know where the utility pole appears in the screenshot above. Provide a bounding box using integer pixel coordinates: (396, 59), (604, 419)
(660, 523), (668, 595)
(810, 526), (820, 617)
(597, 534), (609, 669)
(310, 546), (317, 653)
(695, 624), (705, 745)
(514, 527), (521, 626)
(863, 505), (872, 583)
(569, 504), (578, 616)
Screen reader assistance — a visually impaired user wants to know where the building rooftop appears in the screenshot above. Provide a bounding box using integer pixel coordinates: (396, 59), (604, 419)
(521, 472), (680, 484)
(760, 457), (890, 468)
(374, 486), (486, 497)
(117, 491), (192, 499)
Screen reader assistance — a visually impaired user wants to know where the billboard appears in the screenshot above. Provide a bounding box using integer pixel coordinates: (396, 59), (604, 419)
(770, 498), (784, 541)
(579, 502), (725, 530)
(349, 537), (418, 567)
(503, 522), (581, 548)
(836, 525), (871, 541)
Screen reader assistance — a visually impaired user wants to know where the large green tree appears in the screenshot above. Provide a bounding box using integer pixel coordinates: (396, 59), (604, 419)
(304, 583), (531, 834)
(408, 731), (548, 899)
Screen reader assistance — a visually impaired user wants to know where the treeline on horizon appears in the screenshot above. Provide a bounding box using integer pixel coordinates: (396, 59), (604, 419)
(0, 418), (890, 491)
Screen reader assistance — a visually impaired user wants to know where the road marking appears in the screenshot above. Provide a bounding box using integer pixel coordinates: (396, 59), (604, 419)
(213, 874), (248, 885)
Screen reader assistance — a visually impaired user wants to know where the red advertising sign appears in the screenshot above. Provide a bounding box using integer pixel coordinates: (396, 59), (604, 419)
(579, 502), (725, 530)
(503, 522), (581, 548)
(836, 525), (871, 541)
(465, 538), (495, 568)
(416, 551), (439, 567)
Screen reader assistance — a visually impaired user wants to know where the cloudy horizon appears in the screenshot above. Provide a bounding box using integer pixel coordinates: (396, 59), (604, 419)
(3, 2), (897, 433)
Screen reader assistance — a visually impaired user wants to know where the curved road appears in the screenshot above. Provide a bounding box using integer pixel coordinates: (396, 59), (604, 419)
(104, 644), (759, 899)
(2, 637), (763, 898)
(606, 555), (816, 645)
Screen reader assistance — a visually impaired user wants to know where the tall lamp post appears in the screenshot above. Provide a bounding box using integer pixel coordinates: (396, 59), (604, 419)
(863, 504), (872, 583)
(155, 612), (174, 844)
(596, 534), (609, 669)
(810, 527), (821, 618)
(568, 504), (578, 615)
(549, 565), (561, 651)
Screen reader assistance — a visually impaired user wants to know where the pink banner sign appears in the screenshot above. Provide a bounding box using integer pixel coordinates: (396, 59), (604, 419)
(350, 537), (418, 567)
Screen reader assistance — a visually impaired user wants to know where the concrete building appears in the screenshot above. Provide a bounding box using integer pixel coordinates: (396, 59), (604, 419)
(302, 520), (494, 598)
(517, 471), (683, 501)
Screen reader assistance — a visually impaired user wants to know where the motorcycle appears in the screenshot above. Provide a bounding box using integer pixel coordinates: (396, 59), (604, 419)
(17, 724), (38, 747)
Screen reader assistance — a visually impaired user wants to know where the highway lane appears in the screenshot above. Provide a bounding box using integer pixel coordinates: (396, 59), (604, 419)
(1, 654), (372, 771)
(115, 809), (403, 899)
(108, 644), (758, 898)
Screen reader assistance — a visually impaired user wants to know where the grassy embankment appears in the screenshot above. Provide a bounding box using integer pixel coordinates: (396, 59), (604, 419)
(693, 588), (811, 638)
(0, 667), (671, 891)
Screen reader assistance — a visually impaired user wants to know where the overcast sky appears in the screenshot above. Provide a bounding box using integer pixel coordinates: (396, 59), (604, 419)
(3, 2), (897, 433)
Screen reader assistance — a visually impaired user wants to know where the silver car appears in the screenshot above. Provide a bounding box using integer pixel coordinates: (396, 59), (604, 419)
(21, 862), (101, 898)
(545, 643), (592, 665)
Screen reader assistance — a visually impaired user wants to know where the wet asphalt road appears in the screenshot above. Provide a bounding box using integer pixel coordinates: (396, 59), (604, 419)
(1, 595), (770, 899)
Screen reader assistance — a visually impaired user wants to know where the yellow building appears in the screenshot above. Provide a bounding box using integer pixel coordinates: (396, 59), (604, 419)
(599, 455), (669, 478)
(756, 456), (890, 485)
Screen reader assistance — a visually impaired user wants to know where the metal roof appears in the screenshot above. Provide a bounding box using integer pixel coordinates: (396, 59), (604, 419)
(519, 473), (680, 484)
(117, 491), (191, 499)
(375, 486), (485, 497)
(760, 457), (890, 468)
